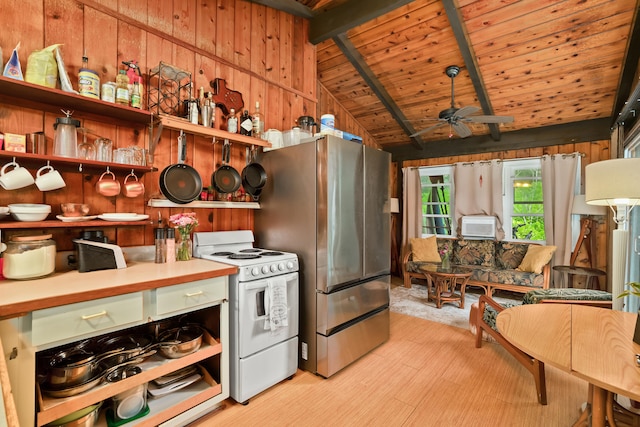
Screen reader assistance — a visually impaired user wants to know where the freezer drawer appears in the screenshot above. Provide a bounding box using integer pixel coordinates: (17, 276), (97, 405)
(316, 275), (390, 334)
(316, 308), (389, 378)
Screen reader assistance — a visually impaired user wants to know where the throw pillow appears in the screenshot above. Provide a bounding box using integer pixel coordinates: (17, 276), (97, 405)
(516, 245), (557, 274)
(410, 236), (441, 262)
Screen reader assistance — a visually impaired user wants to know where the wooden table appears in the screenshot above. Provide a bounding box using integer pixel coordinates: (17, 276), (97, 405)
(553, 265), (607, 290)
(419, 264), (472, 309)
(497, 304), (640, 427)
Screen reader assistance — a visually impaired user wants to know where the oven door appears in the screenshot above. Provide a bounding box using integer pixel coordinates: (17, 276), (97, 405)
(237, 272), (299, 358)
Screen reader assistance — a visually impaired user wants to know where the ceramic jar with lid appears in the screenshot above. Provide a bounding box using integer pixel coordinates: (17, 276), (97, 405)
(3, 234), (56, 280)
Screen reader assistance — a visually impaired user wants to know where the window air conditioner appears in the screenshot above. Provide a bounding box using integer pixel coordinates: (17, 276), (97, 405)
(461, 216), (496, 239)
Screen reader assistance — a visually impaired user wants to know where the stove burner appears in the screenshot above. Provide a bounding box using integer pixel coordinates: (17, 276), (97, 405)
(261, 251), (284, 256)
(211, 251), (234, 256)
(239, 249), (262, 253)
(229, 253), (261, 260)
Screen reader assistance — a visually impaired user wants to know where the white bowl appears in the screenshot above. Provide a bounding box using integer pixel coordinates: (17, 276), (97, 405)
(9, 204), (51, 221)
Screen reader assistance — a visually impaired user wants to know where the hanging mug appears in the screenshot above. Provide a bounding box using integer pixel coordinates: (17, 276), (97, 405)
(95, 169), (121, 197)
(123, 172), (145, 198)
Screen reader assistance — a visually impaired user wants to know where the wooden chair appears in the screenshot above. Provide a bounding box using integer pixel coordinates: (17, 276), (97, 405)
(473, 290), (613, 406)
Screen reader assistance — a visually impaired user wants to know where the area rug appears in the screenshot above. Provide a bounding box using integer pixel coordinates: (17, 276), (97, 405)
(390, 282), (523, 330)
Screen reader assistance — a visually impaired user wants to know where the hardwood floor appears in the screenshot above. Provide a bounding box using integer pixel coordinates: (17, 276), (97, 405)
(191, 312), (588, 426)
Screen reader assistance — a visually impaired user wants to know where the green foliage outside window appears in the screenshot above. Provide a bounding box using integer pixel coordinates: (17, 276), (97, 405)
(512, 168), (545, 240)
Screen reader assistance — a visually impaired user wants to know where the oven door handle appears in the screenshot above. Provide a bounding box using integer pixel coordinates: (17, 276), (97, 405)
(263, 283), (271, 317)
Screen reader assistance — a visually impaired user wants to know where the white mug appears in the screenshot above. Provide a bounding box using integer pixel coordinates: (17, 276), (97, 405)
(0, 161), (34, 190)
(35, 165), (66, 191)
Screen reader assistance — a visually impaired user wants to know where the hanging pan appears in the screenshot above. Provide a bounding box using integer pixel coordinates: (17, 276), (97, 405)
(241, 146), (267, 197)
(211, 140), (241, 194)
(159, 131), (202, 204)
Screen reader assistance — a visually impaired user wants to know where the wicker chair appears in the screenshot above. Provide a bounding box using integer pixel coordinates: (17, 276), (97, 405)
(472, 288), (613, 405)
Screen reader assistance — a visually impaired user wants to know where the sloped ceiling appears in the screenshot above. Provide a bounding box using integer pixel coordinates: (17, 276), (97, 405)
(249, 0), (640, 161)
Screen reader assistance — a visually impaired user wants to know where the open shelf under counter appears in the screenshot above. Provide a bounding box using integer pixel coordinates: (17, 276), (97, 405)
(0, 76), (152, 125)
(0, 150), (156, 175)
(148, 199), (260, 209)
(159, 114), (271, 148)
(0, 219), (153, 229)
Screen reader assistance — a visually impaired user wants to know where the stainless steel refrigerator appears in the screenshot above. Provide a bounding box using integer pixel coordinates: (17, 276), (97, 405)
(255, 134), (391, 377)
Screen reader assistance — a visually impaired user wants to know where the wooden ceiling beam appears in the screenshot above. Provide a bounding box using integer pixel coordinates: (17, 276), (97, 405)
(387, 118), (611, 162)
(244, 0), (314, 18)
(309, 0), (415, 44)
(333, 34), (425, 149)
(442, 0), (501, 141)
(612, 4), (640, 129)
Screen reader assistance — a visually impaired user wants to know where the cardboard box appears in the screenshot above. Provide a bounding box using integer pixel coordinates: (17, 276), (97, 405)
(3, 133), (26, 152)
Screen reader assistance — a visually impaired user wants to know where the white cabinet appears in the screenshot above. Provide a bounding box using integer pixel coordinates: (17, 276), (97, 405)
(0, 276), (229, 427)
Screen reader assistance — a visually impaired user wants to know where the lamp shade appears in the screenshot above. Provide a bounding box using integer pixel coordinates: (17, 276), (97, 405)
(572, 194), (607, 216)
(585, 158), (640, 206)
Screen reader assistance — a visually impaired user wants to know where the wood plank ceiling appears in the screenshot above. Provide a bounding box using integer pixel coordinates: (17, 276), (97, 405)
(249, 0), (640, 161)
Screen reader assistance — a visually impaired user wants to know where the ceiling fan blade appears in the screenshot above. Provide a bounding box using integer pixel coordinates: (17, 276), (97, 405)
(452, 121), (473, 138)
(463, 115), (515, 124)
(410, 121), (446, 137)
(453, 105), (480, 118)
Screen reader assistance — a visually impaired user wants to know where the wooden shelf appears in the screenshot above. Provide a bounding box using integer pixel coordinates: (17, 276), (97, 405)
(36, 331), (222, 426)
(159, 114), (272, 148)
(0, 150), (156, 175)
(148, 199), (260, 209)
(0, 76), (152, 125)
(0, 219), (152, 229)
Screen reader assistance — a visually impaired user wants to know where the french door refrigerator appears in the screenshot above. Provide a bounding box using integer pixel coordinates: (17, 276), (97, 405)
(255, 134), (391, 377)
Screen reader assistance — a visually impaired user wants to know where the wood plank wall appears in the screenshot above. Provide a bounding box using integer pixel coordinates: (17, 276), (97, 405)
(0, 0), (319, 251)
(391, 140), (611, 281)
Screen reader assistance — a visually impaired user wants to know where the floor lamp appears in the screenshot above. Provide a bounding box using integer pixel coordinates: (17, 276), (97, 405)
(586, 158), (640, 311)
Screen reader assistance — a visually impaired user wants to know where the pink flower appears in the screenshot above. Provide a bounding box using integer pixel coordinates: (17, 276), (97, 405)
(170, 212), (199, 235)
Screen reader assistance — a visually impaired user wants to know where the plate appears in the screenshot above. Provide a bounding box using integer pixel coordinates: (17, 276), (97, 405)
(56, 215), (98, 222)
(99, 212), (139, 219)
(98, 214), (149, 222)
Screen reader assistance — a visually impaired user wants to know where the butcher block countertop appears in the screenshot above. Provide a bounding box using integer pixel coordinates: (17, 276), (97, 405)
(0, 258), (237, 320)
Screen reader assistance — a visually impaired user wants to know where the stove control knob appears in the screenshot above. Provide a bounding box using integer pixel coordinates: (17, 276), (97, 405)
(262, 266), (270, 274)
(251, 267), (260, 276)
(278, 263), (285, 271)
(270, 264), (278, 273)
(286, 261), (294, 270)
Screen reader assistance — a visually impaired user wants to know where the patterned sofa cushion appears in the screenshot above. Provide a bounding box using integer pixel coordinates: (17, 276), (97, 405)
(487, 269), (545, 288)
(453, 239), (495, 267)
(495, 241), (531, 270)
(522, 288), (612, 304)
(406, 260), (437, 274)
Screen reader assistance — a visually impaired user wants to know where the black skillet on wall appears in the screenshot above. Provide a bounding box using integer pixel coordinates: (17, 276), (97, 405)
(159, 131), (203, 204)
(212, 140), (242, 194)
(241, 146), (267, 198)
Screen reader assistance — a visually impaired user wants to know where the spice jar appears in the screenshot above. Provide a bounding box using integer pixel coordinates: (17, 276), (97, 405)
(3, 234), (56, 280)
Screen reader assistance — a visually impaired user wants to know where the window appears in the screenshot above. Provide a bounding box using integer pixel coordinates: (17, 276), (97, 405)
(419, 166), (454, 236)
(503, 159), (545, 241)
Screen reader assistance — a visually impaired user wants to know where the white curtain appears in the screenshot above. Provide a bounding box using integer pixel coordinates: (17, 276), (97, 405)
(541, 153), (579, 287)
(402, 167), (422, 250)
(453, 160), (505, 240)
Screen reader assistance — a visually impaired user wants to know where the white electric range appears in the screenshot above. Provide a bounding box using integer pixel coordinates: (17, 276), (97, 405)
(193, 230), (299, 404)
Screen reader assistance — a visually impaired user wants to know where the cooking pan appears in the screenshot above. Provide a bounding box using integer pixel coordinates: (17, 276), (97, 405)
(159, 130), (202, 204)
(212, 140), (241, 194)
(241, 146), (267, 196)
(158, 325), (204, 359)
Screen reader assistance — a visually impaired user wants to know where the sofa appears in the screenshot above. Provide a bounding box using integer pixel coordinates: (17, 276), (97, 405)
(402, 236), (555, 295)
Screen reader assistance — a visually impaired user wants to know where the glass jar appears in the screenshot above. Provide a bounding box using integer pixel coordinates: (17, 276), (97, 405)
(3, 234), (56, 280)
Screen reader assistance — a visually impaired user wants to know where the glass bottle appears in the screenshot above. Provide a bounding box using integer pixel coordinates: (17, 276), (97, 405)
(115, 70), (130, 105)
(251, 101), (264, 139)
(154, 227), (166, 263)
(227, 108), (238, 133)
(239, 110), (252, 136)
(165, 227), (176, 264)
(130, 81), (141, 109)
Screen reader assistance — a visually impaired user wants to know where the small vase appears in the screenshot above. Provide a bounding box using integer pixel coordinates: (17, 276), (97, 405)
(177, 232), (193, 261)
(441, 254), (451, 270)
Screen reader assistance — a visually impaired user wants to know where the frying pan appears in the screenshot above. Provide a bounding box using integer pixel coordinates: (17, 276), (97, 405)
(212, 140), (241, 194)
(241, 146), (267, 196)
(159, 131), (202, 204)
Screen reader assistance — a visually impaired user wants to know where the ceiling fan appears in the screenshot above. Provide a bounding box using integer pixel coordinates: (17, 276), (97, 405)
(410, 65), (514, 139)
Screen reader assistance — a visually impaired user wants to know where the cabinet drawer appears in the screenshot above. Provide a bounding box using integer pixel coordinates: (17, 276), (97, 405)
(32, 293), (143, 346)
(155, 277), (226, 316)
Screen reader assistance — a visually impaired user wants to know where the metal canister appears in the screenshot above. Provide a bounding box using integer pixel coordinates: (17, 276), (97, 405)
(78, 68), (100, 99)
(101, 82), (117, 103)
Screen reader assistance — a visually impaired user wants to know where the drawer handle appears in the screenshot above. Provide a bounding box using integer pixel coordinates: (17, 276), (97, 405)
(81, 310), (107, 320)
(185, 291), (204, 297)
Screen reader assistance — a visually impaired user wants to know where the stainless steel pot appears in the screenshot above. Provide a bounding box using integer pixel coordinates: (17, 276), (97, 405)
(47, 348), (138, 388)
(158, 325), (204, 359)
